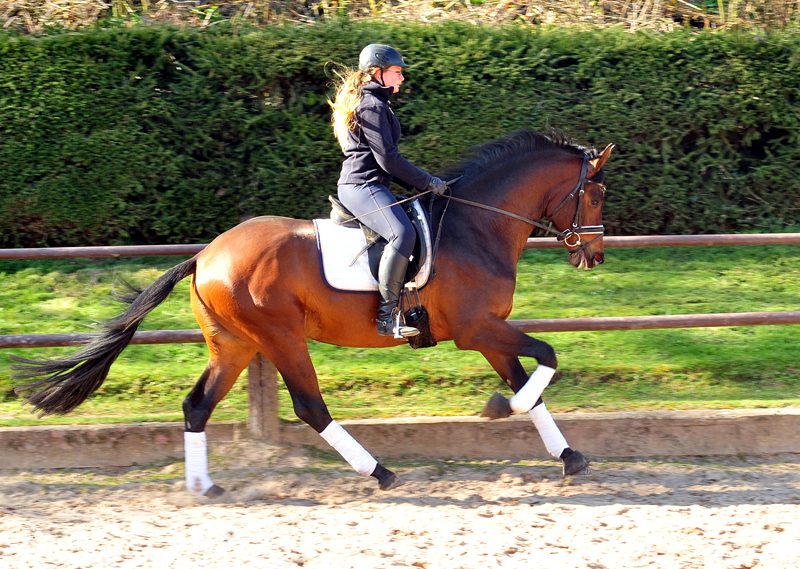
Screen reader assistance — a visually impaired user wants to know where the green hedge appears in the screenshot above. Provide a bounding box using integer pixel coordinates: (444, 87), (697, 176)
(1, 24), (798, 247)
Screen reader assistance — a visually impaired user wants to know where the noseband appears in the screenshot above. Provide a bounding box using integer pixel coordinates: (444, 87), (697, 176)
(440, 155), (604, 252)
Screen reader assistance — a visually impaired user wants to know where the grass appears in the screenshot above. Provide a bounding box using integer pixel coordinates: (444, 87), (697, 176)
(1, 242), (799, 428)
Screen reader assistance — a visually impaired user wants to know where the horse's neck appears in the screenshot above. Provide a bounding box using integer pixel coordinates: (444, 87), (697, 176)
(447, 156), (571, 257)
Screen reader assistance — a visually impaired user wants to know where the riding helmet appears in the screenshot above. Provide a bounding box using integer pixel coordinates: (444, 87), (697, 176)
(358, 44), (408, 71)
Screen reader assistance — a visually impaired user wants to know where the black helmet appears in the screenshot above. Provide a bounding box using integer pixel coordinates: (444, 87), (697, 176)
(358, 44), (408, 72)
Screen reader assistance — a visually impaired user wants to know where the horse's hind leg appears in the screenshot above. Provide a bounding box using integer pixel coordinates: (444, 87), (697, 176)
(182, 298), (257, 497)
(257, 334), (403, 490)
(479, 350), (590, 476)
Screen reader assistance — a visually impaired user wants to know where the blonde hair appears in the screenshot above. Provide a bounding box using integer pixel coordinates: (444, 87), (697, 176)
(328, 65), (380, 151)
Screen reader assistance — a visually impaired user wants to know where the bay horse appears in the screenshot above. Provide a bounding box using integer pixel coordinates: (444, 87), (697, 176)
(14, 129), (613, 496)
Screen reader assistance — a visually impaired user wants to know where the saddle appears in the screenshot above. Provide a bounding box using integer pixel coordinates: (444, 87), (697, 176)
(326, 195), (437, 350)
(328, 195), (429, 284)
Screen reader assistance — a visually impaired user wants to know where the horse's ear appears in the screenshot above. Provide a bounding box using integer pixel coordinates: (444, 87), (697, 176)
(588, 143), (615, 176)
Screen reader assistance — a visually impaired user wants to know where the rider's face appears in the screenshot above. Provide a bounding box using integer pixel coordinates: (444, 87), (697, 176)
(378, 66), (405, 93)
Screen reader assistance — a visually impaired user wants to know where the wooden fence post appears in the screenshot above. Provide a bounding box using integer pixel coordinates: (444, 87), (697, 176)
(248, 353), (280, 443)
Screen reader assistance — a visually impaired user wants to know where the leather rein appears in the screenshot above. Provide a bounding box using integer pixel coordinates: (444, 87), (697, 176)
(440, 155), (605, 253)
(338, 155), (604, 261)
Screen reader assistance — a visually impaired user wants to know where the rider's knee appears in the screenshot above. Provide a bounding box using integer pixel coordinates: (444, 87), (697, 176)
(392, 228), (416, 260)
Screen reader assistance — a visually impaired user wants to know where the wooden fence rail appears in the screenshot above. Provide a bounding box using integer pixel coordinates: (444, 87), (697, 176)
(4, 311), (800, 350)
(2, 233), (799, 443)
(3, 233), (800, 260)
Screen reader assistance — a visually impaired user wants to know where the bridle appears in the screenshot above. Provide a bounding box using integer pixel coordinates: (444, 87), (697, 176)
(440, 155), (605, 254)
(336, 154), (605, 271)
(545, 155), (605, 252)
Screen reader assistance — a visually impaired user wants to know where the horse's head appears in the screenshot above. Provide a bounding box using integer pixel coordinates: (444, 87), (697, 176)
(548, 144), (614, 270)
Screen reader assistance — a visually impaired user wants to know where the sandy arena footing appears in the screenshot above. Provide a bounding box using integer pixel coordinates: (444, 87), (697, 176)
(1, 441), (799, 569)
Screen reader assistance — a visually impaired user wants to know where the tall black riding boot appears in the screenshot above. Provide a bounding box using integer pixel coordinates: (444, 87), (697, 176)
(377, 244), (420, 338)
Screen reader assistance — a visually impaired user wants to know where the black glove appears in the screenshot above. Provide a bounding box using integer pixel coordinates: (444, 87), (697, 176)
(428, 177), (448, 196)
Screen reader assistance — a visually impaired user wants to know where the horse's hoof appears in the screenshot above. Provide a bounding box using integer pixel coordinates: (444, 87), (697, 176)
(379, 473), (405, 491)
(204, 484), (226, 498)
(479, 391), (512, 420)
(562, 450), (591, 477)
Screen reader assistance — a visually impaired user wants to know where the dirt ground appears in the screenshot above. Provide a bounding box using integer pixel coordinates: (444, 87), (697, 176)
(1, 442), (799, 569)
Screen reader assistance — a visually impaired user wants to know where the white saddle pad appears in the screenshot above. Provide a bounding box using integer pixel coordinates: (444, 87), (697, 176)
(313, 201), (433, 293)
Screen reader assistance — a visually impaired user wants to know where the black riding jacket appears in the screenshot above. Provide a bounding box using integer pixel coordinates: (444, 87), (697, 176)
(337, 81), (432, 191)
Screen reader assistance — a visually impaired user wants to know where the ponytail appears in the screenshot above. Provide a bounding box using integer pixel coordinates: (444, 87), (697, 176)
(328, 65), (379, 151)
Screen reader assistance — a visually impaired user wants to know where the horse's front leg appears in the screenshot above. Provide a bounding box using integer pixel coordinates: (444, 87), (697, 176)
(453, 318), (590, 475)
(480, 351), (590, 475)
(454, 317), (557, 416)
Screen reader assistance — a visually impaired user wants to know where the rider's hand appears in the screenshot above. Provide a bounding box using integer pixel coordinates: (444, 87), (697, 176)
(428, 177), (448, 196)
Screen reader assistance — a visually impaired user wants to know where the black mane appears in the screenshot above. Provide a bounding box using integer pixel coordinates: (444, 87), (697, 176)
(444, 129), (598, 182)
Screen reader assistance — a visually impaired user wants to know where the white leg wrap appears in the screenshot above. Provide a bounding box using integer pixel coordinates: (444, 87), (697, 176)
(529, 403), (569, 459)
(509, 365), (556, 413)
(184, 431), (214, 496)
(320, 421), (378, 477)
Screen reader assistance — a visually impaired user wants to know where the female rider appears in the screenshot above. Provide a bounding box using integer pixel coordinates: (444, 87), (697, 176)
(330, 44), (447, 338)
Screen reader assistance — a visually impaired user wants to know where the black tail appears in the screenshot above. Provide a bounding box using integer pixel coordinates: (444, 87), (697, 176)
(12, 257), (198, 416)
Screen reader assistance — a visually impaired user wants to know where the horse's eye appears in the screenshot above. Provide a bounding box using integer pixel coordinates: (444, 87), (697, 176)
(591, 199), (600, 206)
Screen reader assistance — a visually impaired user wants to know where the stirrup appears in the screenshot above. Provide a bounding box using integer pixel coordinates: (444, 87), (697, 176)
(377, 311), (419, 339)
(393, 308), (419, 339)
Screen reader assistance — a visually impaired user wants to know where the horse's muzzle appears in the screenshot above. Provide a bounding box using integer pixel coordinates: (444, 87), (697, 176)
(568, 249), (604, 270)
(568, 249), (587, 269)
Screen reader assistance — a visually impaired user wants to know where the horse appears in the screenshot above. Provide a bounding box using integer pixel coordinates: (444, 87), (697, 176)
(14, 129), (613, 496)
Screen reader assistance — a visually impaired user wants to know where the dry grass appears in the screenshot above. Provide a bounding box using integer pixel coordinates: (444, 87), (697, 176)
(1, 0), (798, 35)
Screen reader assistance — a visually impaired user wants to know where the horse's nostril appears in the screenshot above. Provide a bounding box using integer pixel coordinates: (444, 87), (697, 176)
(593, 253), (605, 265)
